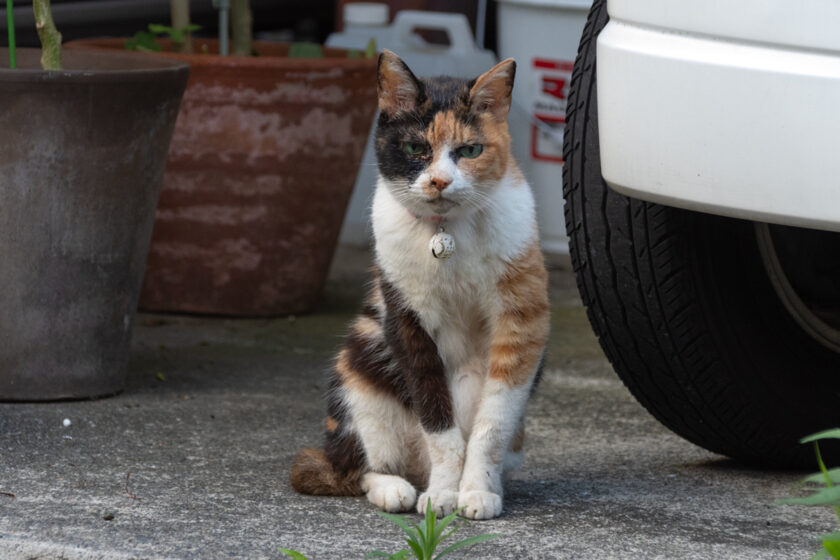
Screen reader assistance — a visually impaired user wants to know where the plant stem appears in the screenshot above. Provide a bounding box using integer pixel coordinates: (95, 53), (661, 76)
(170, 0), (192, 53)
(815, 442), (840, 524)
(217, 0), (228, 56)
(6, 0), (15, 68)
(230, 0), (252, 56)
(33, 0), (61, 70)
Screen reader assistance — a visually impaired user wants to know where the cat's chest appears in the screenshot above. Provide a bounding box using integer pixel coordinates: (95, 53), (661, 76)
(377, 218), (505, 312)
(372, 174), (536, 334)
(378, 225), (502, 368)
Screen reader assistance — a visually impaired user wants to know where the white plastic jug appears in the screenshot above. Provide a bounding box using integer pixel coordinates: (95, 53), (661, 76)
(328, 6), (498, 246)
(328, 7), (496, 77)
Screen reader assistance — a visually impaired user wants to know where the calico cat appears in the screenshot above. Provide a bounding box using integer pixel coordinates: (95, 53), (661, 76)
(291, 50), (549, 520)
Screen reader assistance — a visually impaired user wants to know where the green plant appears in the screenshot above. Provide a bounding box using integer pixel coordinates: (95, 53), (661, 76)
(288, 38), (378, 60)
(370, 499), (500, 559)
(287, 42), (324, 59)
(5, 0), (61, 69)
(347, 38), (378, 60)
(278, 550), (308, 560)
(777, 429), (840, 559)
(33, 0), (60, 69)
(169, 0), (193, 53)
(279, 499), (499, 560)
(125, 23), (202, 52)
(6, 0), (15, 68)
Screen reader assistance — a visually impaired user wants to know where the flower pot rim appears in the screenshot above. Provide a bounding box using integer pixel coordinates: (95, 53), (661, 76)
(0, 47), (189, 83)
(65, 38), (379, 71)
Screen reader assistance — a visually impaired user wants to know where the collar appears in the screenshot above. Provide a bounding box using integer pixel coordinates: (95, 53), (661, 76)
(408, 209), (443, 224)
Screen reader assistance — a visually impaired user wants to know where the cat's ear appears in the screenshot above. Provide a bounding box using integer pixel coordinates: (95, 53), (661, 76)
(377, 50), (424, 116)
(469, 58), (516, 121)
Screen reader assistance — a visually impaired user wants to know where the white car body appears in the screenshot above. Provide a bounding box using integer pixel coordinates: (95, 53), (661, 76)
(596, 0), (840, 232)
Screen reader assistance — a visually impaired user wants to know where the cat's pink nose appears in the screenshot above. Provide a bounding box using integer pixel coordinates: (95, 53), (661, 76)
(430, 177), (451, 192)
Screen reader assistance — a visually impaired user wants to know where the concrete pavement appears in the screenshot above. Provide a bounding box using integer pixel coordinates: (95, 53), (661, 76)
(0, 246), (833, 559)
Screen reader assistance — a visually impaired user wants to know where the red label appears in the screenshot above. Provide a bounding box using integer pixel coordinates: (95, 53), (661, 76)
(530, 58), (573, 164)
(541, 76), (567, 100)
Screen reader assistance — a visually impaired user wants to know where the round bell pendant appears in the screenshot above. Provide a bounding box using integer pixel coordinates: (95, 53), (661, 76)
(429, 229), (455, 259)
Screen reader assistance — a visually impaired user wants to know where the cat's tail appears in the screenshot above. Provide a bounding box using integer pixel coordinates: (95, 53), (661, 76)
(290, 448), (364, 496)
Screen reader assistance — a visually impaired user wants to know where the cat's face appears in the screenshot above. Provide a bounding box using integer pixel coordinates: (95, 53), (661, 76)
(374, 51), (517, 220)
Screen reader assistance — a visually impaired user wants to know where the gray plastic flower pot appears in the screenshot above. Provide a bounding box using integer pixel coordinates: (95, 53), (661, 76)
(0, 48), (189, 401)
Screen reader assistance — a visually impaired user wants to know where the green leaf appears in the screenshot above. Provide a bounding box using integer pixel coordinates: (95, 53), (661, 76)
(376, 511), (417, 539)
(811, 548), (831, 560)
(824, 541), (840, 560)
(148, 23), (173, 35)
(813, 442), (840, 523)
(802, 430), (840, 444)
(424, 499), (437, 555)
(288, 42), (324, 59)
(346, 49), (362, 59)
(817, 443), (834, 488)
(125, 31), (162, 52)
(776, 485), (840, 507)
(389, 551), (412, 560)
(365, 37), (378, 58)
(804, 469), (840, 486)
(434, 533), (501, 559)
(147, 23), (200, 44)
(278, 549), (308, 560)
(440, 526), (461, 543)
(405, 537), (424, 559)
(820, 532), (840, 543)
(432, 508), (464, 544)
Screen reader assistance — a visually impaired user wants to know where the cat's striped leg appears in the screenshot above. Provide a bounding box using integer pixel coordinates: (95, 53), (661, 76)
(381, 280), (464, 517)
(337, 307), (420, 513)
(459, 242), (549, 519)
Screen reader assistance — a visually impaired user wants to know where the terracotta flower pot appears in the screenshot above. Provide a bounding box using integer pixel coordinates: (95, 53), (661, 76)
(67, 39), (379, 316)
(0, 48), (189, 401)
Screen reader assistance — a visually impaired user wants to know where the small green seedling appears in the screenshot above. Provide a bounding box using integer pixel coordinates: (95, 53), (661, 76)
(368, 499), (499, 559)
(777, 428), (840, 560)
(125, 23), (202, 52)
(280, 498), (499, 560)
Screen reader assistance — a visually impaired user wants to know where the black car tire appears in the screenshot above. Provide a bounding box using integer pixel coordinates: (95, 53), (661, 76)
(563, 0), (840, 467)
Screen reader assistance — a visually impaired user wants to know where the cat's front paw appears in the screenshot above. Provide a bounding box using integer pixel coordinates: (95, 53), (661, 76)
(417, 489), (459, 517)
(458, 490), (502, 520)
(365, 476), (417, 513)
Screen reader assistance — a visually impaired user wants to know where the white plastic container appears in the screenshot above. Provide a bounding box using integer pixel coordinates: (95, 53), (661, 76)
(497, 0), (592, 253)
(328, 5), (498, 246)
(327, 3), (395, 51)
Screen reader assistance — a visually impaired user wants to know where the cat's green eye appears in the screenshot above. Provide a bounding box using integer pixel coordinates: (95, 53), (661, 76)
(404, 142), (427, 156)
(457, 144), (484, 159)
